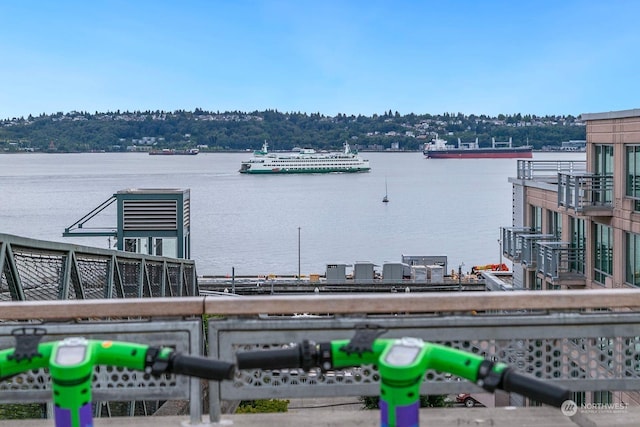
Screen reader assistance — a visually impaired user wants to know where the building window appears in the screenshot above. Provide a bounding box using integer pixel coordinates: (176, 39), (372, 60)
(571, 217), (586, 274)
(594, 223), (613, 285)
(124, 238), (137, 253)
(124, 238), (149, 254)
(626, 145), (640, 211)
(594, 144), (614, 205)
(625, 337), (640, 373)
(531, 206), (542, 232)
(534, 276), (542, 290)
(548, 211), (562, 238)
(592, 390), (613, 404)
(572, 391), (586, 407)
(626, 232), (640, 287)
(595, 337), (614, 368)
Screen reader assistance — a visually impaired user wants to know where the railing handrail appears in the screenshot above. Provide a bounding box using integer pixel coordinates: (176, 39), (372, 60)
(558, 172), (614, 182)
(1, 232), (198, 300)
(2, 290), (640, 320)
(557, 171), (615, 213)
(517, 160), (586, 180)
(0, 232), (196, 264)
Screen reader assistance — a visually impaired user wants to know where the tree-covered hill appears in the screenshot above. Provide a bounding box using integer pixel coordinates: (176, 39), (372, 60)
(0, 109), (586, 153)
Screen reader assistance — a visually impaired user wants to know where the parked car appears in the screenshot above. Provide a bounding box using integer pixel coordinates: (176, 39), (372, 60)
(456, 393), (477, 408)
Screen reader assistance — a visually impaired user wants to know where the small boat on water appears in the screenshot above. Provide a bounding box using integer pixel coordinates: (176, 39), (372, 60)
(423, 135), (532, 159)
(149, 148), (199, 155)
(239, 141), (371, 174)
(382, 178), (389, 203)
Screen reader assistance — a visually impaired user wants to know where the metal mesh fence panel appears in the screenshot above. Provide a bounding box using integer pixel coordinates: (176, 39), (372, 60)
(13, 249), (64, 300)
(214, 314), (640, 403)
(1, 262), (15, 301)
(75, 255), (109, 299)
(0, 234), (198, 301)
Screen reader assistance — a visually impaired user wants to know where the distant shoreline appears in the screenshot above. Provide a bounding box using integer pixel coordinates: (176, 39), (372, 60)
(0, 149), (424, 154)
(1, 149), (580, 155)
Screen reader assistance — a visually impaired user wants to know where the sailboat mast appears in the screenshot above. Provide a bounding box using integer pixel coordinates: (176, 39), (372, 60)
(383, 177), (389, 203)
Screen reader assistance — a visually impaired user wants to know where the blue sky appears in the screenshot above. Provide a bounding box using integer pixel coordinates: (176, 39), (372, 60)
(1, 0), (639, 119)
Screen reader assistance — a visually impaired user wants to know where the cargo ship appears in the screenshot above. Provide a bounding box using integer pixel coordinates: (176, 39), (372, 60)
(423, 136), (533, 159)
(239, 142), (370, 174)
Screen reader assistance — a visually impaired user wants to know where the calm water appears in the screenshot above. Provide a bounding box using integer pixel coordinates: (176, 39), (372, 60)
(0, 151), (584, 276)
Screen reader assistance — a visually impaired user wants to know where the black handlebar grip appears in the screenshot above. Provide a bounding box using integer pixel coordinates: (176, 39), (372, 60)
(170, 354), (236, 380)
(236, 347), (302, 370)
(501, 369), (570, 408)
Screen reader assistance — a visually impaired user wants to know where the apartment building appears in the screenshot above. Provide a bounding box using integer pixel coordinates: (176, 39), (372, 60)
(503, 108), (640, 291)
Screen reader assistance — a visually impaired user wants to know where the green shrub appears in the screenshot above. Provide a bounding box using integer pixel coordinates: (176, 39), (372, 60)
(236, 399), (289, 413)
(359, 394), (450, 410)
(0, 403), (45, 419)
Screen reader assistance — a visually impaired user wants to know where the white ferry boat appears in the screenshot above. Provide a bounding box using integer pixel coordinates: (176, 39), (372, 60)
(239, 142), (371, 174)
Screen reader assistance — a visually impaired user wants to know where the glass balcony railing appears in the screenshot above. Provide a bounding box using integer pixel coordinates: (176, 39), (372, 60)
(558, 173), (614, 213)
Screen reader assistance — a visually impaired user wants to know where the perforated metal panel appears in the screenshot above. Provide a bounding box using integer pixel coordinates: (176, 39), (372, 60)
(212, 313), (640, 406)
(0, 320), (203, 424)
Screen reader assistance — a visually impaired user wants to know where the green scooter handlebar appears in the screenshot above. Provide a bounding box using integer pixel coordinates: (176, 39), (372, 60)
(237, 335), (571, 427)
(237, 338), (488, 383)
(1, 337), (236, 427)
(0, 338), (154, 427)
(330, 338), (570, 407)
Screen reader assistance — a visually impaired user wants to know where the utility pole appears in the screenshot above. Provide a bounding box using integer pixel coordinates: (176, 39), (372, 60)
(298, 227), (301, 282)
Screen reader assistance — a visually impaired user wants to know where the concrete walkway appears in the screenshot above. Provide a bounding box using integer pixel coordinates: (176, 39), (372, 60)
(0, 406), (638, 427)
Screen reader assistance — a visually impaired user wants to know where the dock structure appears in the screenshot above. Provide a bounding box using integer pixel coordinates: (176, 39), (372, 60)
(197, 274), (487, 295)
(63, 188), (192, 259)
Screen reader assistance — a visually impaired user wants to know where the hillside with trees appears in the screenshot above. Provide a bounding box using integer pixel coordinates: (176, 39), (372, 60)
(0, 109), (586, 153)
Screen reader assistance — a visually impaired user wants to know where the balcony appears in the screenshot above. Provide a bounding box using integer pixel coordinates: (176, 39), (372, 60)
(558, 173), (614, 216)
(519, 234), (557, 269)
(512, 161), (613, 216)
(536, 241), (586, 288)
(500, 229), (557, 269)
(516, 159), (586, 182)
(501, 227), (533, 262)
